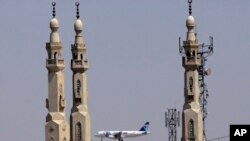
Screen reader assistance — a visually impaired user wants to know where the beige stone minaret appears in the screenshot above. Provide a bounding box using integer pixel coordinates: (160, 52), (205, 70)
(181, 5), (204, 141)
(70, 2), (91, 141)
(45, 2), (70, 141)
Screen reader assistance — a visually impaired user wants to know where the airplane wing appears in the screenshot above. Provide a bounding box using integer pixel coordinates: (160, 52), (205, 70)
(103, 131), (123, 138)
(113, 132), (123, 138)
(114, 132), (125, 141)
(101, 131), (124, 141)
(105, 132), (114, 138)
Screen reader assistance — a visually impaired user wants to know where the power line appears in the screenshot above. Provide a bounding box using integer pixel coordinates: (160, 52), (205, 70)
(207, 135), (229, 141)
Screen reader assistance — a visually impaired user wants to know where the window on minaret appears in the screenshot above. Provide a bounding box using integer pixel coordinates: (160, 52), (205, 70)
(48, 52), (51, 59)
(192, 50), (195, 57)
(188, 119), (195, 141)
(77, 80), (81, 96)
(76, 122), (82, 141)
(74, 53), (77, 59)
(186, 50), (191, 58)
(189, 77), (193, 92)
(80, 54), (83, 60)
(54, 52), (57, 60)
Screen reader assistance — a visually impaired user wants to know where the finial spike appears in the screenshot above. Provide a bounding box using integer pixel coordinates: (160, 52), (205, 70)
(188, 0), (192, 15)
(75, 2), (80, 19)
(52, 2), (56, 18)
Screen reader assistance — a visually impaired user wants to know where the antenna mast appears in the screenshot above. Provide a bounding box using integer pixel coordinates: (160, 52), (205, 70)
(198, 36), (213, 141)
(165, 109), (180, 141)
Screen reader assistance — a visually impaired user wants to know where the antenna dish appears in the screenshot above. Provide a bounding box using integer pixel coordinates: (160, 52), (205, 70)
(205, 68), (212, 76)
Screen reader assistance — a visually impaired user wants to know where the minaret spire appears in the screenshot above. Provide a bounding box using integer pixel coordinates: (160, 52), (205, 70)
(52, 2), (56, 18)
(45, 2), (70, 141)
(188, 0), (192, 15)
(76, 2), (80, 19)
(180, 1), (203, 141)
(70, 2), (91, 141)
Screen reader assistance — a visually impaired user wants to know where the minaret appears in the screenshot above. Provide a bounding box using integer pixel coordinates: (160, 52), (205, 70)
(70, 2), (91, 141)
(45, 2), (70, 141)
(181, 1), (203, 141)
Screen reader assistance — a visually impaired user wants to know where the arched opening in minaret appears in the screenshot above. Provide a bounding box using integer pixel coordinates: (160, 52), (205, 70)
(59, 95), (64, 112)
(192, 50), (196, 57)
(76, 122), (82, 141)
(188, 119), (195, 141)
(73, 53), (78, 59)
(48, 52), (52, 59)
(186, 50), (191, 58)
(80, 54), (83, 60)
(54, 52), (58, 60)
(76, 80), (81, 96)
(75, 80), (82, 105)
(189, 77), (193, 92)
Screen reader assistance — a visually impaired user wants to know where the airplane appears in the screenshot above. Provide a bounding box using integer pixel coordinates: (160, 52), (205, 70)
(94, 122), (150, 141)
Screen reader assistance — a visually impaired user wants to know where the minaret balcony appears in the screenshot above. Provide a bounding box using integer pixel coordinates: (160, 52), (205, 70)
(71, 60), (88, 72)
(46, 59), (65, 71)
(188, 137), (195, 141)
(182, 56), (201, 69)
(183, 40), (198, 48)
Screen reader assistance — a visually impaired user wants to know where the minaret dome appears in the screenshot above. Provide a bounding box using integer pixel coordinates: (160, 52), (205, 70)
(50, 18), (60, 43)
(74, 19), (83, 33)
(186, 15), (195, 30)
(50, 18), (59, 31)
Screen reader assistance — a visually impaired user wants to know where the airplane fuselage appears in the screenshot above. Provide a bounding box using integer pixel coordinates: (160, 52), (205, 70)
(95, 122), (150, 141)
(95, 131), (150, 139)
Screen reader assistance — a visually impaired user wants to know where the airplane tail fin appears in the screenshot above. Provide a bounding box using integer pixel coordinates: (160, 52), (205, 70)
(139, 122), (150, 131)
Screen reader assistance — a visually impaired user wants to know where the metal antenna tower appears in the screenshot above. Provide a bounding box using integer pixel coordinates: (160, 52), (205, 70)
(195, 24), (214, 141)
(198, 36), (213, 141)
(165, 109), (180, 141)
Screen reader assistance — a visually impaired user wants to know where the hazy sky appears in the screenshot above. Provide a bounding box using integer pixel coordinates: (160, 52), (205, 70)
(0, 1), (249, 141)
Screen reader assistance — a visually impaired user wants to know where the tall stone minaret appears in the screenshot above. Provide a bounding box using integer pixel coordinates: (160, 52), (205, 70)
(181, 2), (203, 141)
(45, 2), (70, 141)
(70, 2), (91, 141)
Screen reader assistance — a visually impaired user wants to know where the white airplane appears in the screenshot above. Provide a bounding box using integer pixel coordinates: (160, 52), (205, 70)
(94, 122), (150, 141)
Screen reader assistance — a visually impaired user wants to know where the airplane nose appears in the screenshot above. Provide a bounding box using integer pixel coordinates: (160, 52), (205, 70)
(94, 132), (103, 137)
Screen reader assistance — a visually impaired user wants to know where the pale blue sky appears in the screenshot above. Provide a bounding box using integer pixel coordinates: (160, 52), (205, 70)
(0, 1), (250, 141)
